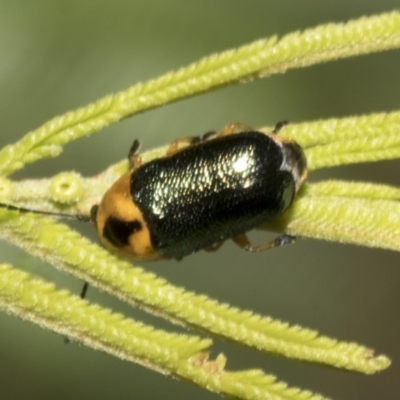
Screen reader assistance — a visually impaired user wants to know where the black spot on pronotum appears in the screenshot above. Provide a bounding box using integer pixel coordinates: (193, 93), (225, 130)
(103, 217), (142, 247)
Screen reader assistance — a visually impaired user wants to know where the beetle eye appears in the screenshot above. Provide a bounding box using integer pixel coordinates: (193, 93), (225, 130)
(90, 205), (99, 223)
(103, 216), (142, 247)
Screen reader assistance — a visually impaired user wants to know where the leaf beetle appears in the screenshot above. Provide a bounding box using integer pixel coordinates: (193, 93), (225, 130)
(90, 122), (307, 261)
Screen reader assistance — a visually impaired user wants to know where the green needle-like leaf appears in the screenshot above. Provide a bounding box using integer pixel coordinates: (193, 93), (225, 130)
(0, 12), (399, 176)
(267, 182), (400, 252)
(0, 207), (391, 375)
(0, 263), (330, 400)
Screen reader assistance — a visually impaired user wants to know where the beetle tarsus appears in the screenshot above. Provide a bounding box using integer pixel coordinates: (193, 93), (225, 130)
(233, 233), (296, 253)
(166, 136), (200, 156)
(273, 120), (289, 134)
(275, 234), (296, 246)
(128, 140), (142, 169)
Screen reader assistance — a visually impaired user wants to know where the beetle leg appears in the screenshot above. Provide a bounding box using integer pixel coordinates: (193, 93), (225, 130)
(128, 139), (142, 170)
(200, 130), (217, 141)
(166, 123), (254, 157)
(205, 123), (253, 141)
(232, 233), (296, 252)
(204, 241), (224, 252)
(166, 136), (202, 156)
(273, 120), (289, 134)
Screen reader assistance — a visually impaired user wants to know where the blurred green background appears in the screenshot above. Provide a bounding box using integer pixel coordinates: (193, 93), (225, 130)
(1, 1), (399, 399)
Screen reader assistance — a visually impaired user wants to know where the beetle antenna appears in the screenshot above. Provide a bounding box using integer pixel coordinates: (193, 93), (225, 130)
(0, 202), (91, 222)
